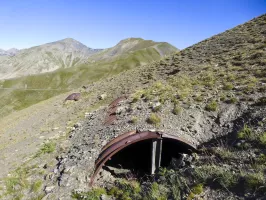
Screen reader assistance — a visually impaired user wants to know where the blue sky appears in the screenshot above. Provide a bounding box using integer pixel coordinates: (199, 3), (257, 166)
(0, 0), (265, 50)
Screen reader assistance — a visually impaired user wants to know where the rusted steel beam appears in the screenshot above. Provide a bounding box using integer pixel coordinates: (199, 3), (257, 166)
(64, 93), (81, 102)
(103, 115), (117, 126)
(103, 96), (127, 125)
(108, 96), (127, 108)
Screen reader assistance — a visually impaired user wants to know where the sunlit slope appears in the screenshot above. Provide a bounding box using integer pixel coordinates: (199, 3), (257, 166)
(0, 38), (102, 80)
(0, 40), (178, 118)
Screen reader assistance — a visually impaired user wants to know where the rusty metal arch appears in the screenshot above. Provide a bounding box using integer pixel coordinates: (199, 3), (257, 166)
(90, 131), (197, 186)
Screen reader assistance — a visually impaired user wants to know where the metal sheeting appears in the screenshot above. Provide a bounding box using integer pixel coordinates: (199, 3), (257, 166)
(103, 96), (127, 125)
(90, 131), (196, 186)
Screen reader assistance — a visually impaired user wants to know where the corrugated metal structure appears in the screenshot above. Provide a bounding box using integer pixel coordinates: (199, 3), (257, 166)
(90, 130), (197, 185)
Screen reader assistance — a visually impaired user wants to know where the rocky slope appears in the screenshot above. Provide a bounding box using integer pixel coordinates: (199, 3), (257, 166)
(45, 14), (266, 199)
(0, 14), (265, 200)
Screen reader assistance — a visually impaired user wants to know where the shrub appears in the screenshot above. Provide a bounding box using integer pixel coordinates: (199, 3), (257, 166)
(172, 105), (182, 115)
(108, 180), (141, 200)
(145, 182), (168, 200)
(220, 94), (226, 102)
(31, 180), (42, 192)
(194, 165), (238, 188)
(205, 100), (218, 111)
(147, 113), (161, 125)
(256, 97), (266, 106)
(227, 74), (236, 81)
(214, 148), (233, 160)
(187, 184), (203, 200)
(223, 83), (234, 90)
(227, 97), (238, 104)
(129, 116), (138, 124)
(35, 141), (56, 157)
(132, 90), (145, 103)
(200, 72), (216, 87)
(195, 95), (203, 102)
(237, 124), (253, 140)
(5, 176), (29, 195)
(259, 132), (266, 146)
(244, 173), (265, 191)
(132, 96), (140, 103)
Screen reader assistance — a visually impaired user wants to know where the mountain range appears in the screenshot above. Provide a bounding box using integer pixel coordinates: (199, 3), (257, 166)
(0, 37), (177, 118)
(0, 14), (265, 200)
(0, 38), (177, 80)
(0, 48), (19, 56)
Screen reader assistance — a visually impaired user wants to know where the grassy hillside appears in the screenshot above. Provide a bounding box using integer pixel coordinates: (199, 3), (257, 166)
(58, 14), (266, 200)
(0, 13), (265, 200)
(0, 43), (177, 118)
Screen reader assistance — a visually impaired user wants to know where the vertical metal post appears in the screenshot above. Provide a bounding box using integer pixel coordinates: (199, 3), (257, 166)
(151, 139), (162, 174)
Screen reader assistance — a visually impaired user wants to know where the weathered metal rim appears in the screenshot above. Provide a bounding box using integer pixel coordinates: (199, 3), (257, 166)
(101, 130), (137, 152)
(95, 131), (160, 166)
(90, 131), (197, 186)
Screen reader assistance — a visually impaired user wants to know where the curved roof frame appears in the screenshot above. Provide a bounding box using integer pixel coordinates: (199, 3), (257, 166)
(90, 130), (197, 186)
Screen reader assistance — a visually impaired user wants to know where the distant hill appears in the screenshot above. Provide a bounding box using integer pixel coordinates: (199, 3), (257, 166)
(89, 38), (177, 61)
(0, 38), (102, 80)
(0, 48), (19, 56)
(0, 38), (177, 80)
(0, 38), (178, 117)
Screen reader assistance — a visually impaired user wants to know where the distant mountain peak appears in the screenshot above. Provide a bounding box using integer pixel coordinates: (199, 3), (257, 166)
(0, 48), (19, 56)
(59, 38), (80, 43)
(118, 37), (144, 44)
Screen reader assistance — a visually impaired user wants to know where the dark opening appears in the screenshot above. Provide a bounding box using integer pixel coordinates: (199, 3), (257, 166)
(105, 140), (152, 176)
(161, 138), (194, 167)
(104, 138), (194, 177)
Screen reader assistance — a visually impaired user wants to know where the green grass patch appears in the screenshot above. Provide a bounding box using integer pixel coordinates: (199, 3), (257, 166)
(256, 97), (266, 106)
(147, 113), (161, 125)
(259, 132), (266, 146)
(194, 164), (238, 188)
(35, 141), (56, 157)
(244, 172), (265, 191)
(31, 180), (42, 192)
(72, 188), (106, 200)
(237, 124), (253, 140)
(205, 100), (218, 111)
(187, 184), (203, 200)
(129, 116), (138, 124)
(223, 83), (234, 90)
(172, 105), (182, 115)
(108, 179), (141, 200)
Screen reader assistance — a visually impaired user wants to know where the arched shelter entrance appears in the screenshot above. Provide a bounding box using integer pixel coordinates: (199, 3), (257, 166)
(90, 130), (197, 186)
